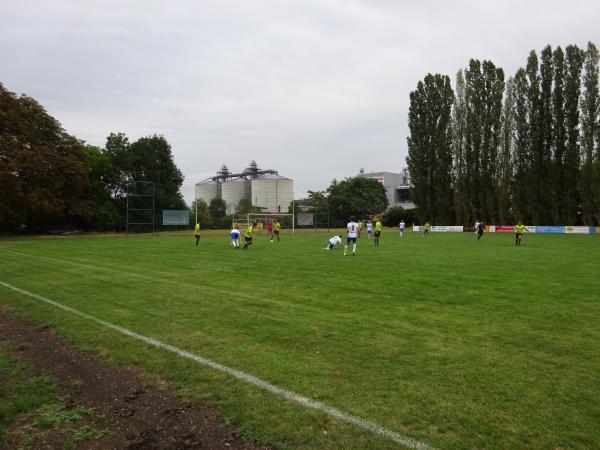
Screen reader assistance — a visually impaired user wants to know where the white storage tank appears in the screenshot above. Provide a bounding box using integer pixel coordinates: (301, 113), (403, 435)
(195, 180), (218, 204)
(251, 175), (294, 213)
(221, 178), (248, 214)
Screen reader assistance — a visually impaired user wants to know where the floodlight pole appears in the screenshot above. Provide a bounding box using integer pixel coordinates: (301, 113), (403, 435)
(292, 198), (295, 234)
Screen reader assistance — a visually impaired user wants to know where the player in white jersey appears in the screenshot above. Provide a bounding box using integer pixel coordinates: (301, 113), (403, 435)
(323, 235), (343, 250)
(399, 220), (405, 237)
(474, 220), (480, 235)
(230, 228), (240, 248)
(366, 221), (373, 238)
(344, 216), (359, 256)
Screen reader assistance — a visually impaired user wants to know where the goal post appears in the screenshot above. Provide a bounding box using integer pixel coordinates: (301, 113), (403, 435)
(232, 213), (295, 233)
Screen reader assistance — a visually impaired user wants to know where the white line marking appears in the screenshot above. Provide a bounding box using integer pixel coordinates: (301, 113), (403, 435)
(0, 280), (434, 450)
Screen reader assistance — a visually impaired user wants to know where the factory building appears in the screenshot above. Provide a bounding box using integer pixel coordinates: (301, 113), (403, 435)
(195, 161), (294, 214)
(357, 168), (415, 210)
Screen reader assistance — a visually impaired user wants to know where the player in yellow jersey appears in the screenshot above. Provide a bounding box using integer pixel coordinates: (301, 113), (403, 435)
(194, 223), (201, 246)
(514, 221), (529, 246)
(374, 219), (382, 247)
(243, 222), (256, 250)
(273, 221), (281, 242)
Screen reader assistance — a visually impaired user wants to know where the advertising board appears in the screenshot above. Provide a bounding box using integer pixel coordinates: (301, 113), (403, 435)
(536, 226), (565, 233)
(495, 225), (515, 232)
(565, 226), (590, 234)
(297, 213), (314, 226)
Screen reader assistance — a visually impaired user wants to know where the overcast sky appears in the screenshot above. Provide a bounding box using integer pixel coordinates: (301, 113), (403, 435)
(1, 1), (598, 202)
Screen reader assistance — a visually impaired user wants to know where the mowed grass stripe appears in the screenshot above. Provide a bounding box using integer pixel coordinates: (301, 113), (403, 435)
(1, 232), (599, 449)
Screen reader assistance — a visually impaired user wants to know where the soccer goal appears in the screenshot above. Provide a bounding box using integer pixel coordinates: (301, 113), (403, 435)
(232, 213), (295, 233)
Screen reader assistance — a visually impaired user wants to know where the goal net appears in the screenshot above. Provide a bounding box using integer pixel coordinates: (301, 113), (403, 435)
(232, 213), (295, 233)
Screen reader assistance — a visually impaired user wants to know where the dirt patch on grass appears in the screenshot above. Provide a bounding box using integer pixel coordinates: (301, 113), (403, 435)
(0, 306), (269, 449)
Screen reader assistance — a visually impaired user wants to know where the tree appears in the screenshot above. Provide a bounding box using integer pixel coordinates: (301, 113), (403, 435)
(498, 77), (515, 224)
(208, 198), (227, 219)
(564, 45), (584, 224)
(511, 68), (531, 222)
(536, 45), (554, 224)
(236, 198), (254, 214)
(451, 69), (469, 224)
(327, 177), (388, 225)
(552, 46), (567, 223)
(406, 73), (454, 223)
(190, 199), (209, 225)
(0, 83), (90, 231)
(525, 50), (544, 223)
(85, 145), (119, 230)
(581, 41), (600, 224)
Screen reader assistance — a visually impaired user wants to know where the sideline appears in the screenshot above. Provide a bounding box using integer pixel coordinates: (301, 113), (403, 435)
(0, 280), (434, 450)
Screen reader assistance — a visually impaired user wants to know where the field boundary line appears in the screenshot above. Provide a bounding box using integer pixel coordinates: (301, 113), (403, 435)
(0, 280), (434, 450)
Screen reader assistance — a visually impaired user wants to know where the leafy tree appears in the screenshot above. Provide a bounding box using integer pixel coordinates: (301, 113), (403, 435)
(208, 198), (227, 219)
(581, 41), (600, 224)
(451, 69), (469, 224)
(236, 198), (254, 214)
(498, 77), (515, 224)
(511, 68), (531, 222)
(552, 46), (567, 223)
(407, 73), (454, 223)
(84, 145), (119, 230)
(0, 83), (90, 231)
(564, 44), (584, 224)
(536, 46), (554, 224)
(327, 177), (388, 225)
(190, 199), (209, 225)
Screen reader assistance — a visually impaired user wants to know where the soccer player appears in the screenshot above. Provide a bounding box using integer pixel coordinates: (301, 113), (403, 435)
(476, 221), (485, 241)
(374, 218), (382, 247)
(474, 219), (481, 235)
(344, 216), (360, 256)
(514, 221), (529, 246)
(399, 220), (405, 237)
(273, 220), (281, 242)
(423, 222), (431, 236)
(230, 227), (241, 248)
(243, 222), (256, 250)
(323, 235), (343, 250)
(366, 220), (373, 239)
(267, 220), (274, 242)
(194, 223), (201, 246)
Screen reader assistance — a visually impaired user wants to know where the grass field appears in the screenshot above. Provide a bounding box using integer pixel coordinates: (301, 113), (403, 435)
(1, 229), (599, 449)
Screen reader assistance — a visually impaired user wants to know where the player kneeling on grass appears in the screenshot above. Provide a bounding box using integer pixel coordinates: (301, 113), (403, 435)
(344, 216), (359, 256)
(243, 222), (256, 250)
(323, 235), (343, 250)
(230, 227), (241, 248)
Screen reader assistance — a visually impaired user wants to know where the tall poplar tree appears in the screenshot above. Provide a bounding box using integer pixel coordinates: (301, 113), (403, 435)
(407, 73), (454, 223)
(525, 50), (544, 223)
(537, 46), (554, 223)
(581, 41), (600, 224)
(511, 68), (531, 222)
(564, 44), (584, 224)
(498, 77), (515, 224)
(552, 46), (567, 223)
(451, 69), (468, 224)
(464, 59), (504, 222)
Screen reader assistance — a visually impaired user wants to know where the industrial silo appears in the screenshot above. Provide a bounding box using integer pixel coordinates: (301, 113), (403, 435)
(195, 180), (218, 204)
(221, 178), (248, 214)
(251, 174), (294, 213)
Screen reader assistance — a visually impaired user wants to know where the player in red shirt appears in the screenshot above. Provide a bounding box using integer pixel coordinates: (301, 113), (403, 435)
(267, 220), (274, 242)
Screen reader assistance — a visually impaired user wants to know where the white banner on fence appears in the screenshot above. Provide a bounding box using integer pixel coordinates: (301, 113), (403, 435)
(413, 226), (420, 232)
(297, 213), (314, 226)
(429, 226), (463, 232)
(565, 226), (589, 234)
(525, 226), (536, 233)
(488, 225), (496, 233)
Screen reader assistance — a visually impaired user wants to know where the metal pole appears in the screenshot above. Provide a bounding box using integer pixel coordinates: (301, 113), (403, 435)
(152, 182), (155, 235)
(292, 199), (295, 234)
(126, 182), (129, 236)
(195, 199), (198, 225)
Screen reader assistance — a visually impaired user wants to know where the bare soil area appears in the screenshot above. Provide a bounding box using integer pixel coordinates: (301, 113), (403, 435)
(0, 306), (270, 450)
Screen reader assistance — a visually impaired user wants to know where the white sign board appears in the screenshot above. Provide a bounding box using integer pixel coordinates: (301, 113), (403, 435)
(297, 213), (314, 226)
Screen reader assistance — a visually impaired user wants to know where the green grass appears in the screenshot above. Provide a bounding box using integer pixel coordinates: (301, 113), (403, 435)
(1, 230), (599, 449)
(0, 350), (56, 438)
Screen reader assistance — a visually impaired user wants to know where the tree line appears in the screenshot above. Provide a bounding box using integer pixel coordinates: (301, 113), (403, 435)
(407, 42), (600, 225)
(0, 83), (186, 232)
